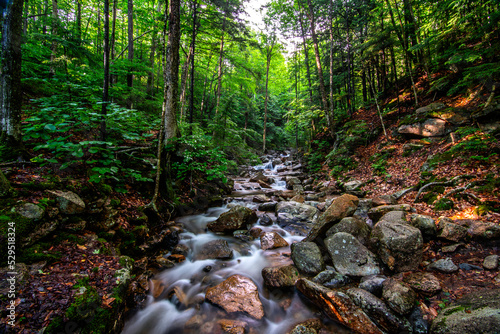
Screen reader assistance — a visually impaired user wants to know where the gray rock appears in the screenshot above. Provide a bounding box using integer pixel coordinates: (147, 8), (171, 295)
(398, 118), (449, 137)
(325, 232), (380, 277)
(467, 220), (500, 240)
(195, 239), (233, 260)
(207, 206), (258, 233)
(325, 216), (371, 245)
(428, 258), (459, 273)
(276, 201), (319, 223)
(259, 214), (273, 226)
(291, 242), (325, 276)
(344, 180), (363, 192)
(48, 190), (85, 215)
(370, 220), (423, 272)
(430, 289), (500, 334)
(382, 278), (418, 316)
(262, 265), (300, 288)
(437, 217), (467, 242)
(368, 204), (413, 223)
(347, 287), (413, 334)
(15, 203), (45, 220)
(416, 102), (447, 115)
(312, 268), (351, 289)
(258, 202), (277, 212)
(403, 272), (442, 296)
(359, 275), (387, 297)
(379, 210), (407, 222)
(372, 195), (397, 207)
(410, 214), (437, 240)
(303, 194), (359, 242)
(483, 255), (499, 270)
(409, 306), (429, 334)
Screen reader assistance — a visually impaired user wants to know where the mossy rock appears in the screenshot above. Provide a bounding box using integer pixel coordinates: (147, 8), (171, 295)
(434, 198), (454, 211)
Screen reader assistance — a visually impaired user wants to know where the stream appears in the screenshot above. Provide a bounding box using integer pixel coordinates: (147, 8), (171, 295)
(121, 156), (352, 334)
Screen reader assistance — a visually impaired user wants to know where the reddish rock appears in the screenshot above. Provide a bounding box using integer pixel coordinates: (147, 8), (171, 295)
(260, 232), (289, 250)
(205, 275), (264, 320)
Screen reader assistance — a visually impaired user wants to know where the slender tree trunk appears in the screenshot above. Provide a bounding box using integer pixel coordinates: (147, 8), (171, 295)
(213, 14), (226, 139)
(1, 0), (24, 156)
(76, 0), (81, 44)
(328, 0), (335, 131)
(188, 0), (198, 127)
(100, 0), (110, 142)
(262, 38), (275, 153)
(127, 0), (134, 90)
(199, 51), (213, 118)
(179, 45), (193, 123)
(110, 0), (117, 87)
(49, 0), (58, 76)
(305, 0), (328, 112)
(298, 10), (313, 103)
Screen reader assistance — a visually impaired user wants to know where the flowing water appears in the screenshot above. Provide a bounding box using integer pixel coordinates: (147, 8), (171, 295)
(122, 159), (351, 334)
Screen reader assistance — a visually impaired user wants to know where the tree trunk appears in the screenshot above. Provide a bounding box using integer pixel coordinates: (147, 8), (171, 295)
(110, 0), (117, 87)
(213, 15), (226, 140)
(305, 0), (328, 112)
(100, 0), (110, 141)
(49, 0), (58, 76)
(76, 0), (81, 44)
(188, 0), (198, 127)
(127, 0), (134, 90)
(298, 10), (313, 103)
(0, 0), (24, 157)
(263, 38), (275, 153)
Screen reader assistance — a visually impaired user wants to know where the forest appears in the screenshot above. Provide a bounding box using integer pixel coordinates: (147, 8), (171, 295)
(0, 0), (499, 333)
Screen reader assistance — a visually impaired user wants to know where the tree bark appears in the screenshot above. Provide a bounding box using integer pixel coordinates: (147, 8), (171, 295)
(100, 0), (110, 141)
(262, 36), (276, 153)
(188, 0), (198, 127)
(127, 0), (134, 89)
(0, 0), (24, 157)
(49, 0), (58, 76)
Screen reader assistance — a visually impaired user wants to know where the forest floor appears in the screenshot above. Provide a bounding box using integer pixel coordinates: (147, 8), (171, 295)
(2, 82), (500, 333)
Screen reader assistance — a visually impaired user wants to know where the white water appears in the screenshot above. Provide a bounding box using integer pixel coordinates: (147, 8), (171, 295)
(122, 157), (351, 334)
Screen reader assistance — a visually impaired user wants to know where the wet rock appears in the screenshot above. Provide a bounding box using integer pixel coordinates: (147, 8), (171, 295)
(262, 265), (300, 288)
(312, 268), (351, 289)
(258, 201), (277, 212)
(382, 278), (418, 316)
(458, 263), (482, 271)
(48, 190), (85, 215)
(428, 258), (458, 273)
(437, 217), (467, 242)
(291, 195), (305, 203)
(359, 275), (387, 297)
(207, 206), (258, 233)
(410, 214), (437, 240)
(253, 194), (271, 203)
(372, 195), (397, 207)
(15, 203), (45, 220)
(325, 232), (380, 277)
(205, 274), (264, 320)
(325, 216), (371, 245)
(291, 242), (325, 276)
(286, 177), (301, 190)
(295, 279), (384, 334)
(303, 194), (359, 242)
(430, 289), (500, 334)
(409, 306), (429, 334)
(289, 319), (322, 334)
(260, 232), (289, 250)
(249, 171), (269, 183)
(259, 214), (273, 226)
(403, 272), (442, 296)
(20, 220), (60, 247)
(276, 201), (319, 235)
(196, 239), (233, 260)
(347, 287), (413, 334)
(368, 204), (413, 222)
(370, 219), (423, 272)
(466, 220), (500, 240)
(258, 180), (272, 189)
(249, 227), (263, 238)
(483, 255), (499, 270)
(172, 244), (190, 256)
(217, 319), (247, 334)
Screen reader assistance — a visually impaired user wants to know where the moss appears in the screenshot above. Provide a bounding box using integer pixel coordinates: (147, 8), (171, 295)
(20, 181), (57, 191)
(434, 198), (454, 211)
(422, 192), (438, 205)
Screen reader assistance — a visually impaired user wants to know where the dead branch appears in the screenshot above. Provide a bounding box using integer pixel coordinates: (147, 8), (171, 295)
(414, 175), (469, 202)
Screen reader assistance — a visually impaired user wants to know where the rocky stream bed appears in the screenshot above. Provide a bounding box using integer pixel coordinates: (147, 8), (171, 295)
(120, 151), (500, 334)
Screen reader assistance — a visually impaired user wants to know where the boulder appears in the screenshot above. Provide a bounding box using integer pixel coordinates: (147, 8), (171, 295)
(291, 242), (325, 276)
(359, 275), (387, 297)
(368, 204), (413, 222)
(398, 118), (449, 137)
(416, 102), (447, 115)
(343, 180), (363, 192)
(347, 287), (413, 334)
(253, 194), (271, 203)
(437, 217), (467, 242)
(370, 219), (423, 272)
(312, 268), (351, 289)
(195, 240), (233, 260)
(15, 203), (45, 220)
(261, 265), (300, 288)
(325, 216), (371, 245)
(276, 201), (319, 235)
(428, 258), (458, 273)
(410, 214), (437, 240)
(483, 255), (499, 270)
(207, 206), (258, 233)
(466, 220), (500, 240)
(430, 289), (500, 334)
(325, 232), (380, 277)
(258, 202), (277, 212)
(48, 190), (85, 215)
(295, 279), (385, 334)
(259, 214), (273, 226)
(403, 272), (442, 296)
(249, 171), (269, 183)
(260, 232), (289, 250)
(205, 275), (264, 320)
(372, 195), (397, 207)
(303, 194), (359, 242)
(382, 278), (418, 316)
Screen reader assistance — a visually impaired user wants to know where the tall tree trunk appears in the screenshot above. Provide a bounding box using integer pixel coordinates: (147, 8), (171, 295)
(213, 15), (226, 140)
(328, 0), (335, 131)
(298, 10), (313, 103)
(305, 0), (328, 112)
(76, 0), (81, 44)
(179, 45), (193, 123)
(0, 0), (24, 157)
(49, 0), (58, 76)
(188, 0), (198, 127)
(262, 37), (275, 153)
(100, 0), (110, 141)
(110, 0), (117, 87)
(127, 0), (134, 90)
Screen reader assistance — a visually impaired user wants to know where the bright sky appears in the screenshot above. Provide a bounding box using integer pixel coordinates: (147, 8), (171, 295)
(243, 0), (269, 31)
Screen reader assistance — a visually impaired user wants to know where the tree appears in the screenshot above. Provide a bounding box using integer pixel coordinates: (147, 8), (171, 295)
(262, 32), (277, 152)
(0, 0), (24, 158)
(100, 0), (110, 141)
